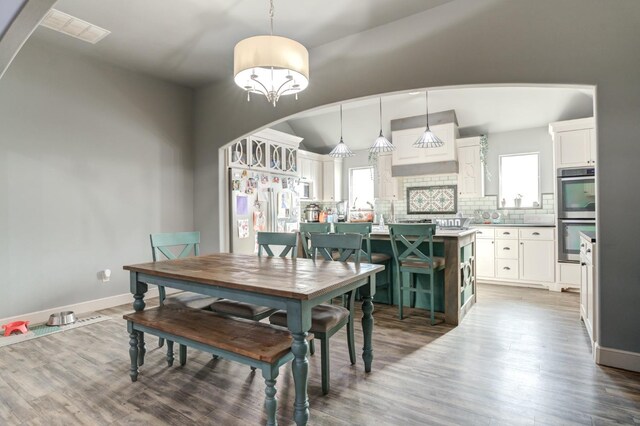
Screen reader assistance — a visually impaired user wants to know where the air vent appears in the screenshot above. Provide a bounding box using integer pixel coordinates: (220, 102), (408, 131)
(40, 9), (110, 44)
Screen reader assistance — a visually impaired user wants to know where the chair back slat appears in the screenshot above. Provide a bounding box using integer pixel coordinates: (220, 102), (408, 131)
(388, 224), (436, 267)
(310, 233), (363, 266)
(333, 222), (373, 262)
(299, 223), (332, 258)
(257, 232), (298, 258)
(150, 232), (200, 261)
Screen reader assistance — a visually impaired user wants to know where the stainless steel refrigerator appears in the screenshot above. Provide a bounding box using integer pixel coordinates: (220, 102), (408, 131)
(229, 168), (300, 254)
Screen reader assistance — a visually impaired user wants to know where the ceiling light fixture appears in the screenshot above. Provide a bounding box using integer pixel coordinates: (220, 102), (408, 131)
(369, 97), (395, 153)
(413, 91), (444, 148)
(329, 105), (355, 158)
(233, 0), (309, 107)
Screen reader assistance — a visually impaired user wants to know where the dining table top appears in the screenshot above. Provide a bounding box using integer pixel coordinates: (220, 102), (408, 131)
(124, 252), (384, 301)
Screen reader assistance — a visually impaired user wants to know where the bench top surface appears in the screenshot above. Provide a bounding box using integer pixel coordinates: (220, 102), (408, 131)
(123, 253), (384, 300)
(124, 306), (307, 363)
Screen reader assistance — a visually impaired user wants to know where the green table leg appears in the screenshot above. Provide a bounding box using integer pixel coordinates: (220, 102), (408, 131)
(166, 340), (174, 366)
(361, 295), (374, 372)
(291, 331), (309, 426)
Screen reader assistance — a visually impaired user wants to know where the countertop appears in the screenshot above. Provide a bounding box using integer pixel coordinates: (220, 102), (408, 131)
(580, 230), (596, 243)
(471, 223), (556, 228)
(369, 227), (477, 238)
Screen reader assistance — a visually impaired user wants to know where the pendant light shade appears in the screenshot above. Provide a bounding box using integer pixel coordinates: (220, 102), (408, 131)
(329, 105), (355, 158)
(233, 0), (309, 106)
(369, 97), (395, 153)
(414, 91), (444, 148)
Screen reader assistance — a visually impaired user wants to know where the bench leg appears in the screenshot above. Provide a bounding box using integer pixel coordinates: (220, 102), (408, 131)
(137, 332), (146, 366)
(129, 331), (139, 382)
(179, 344), (187, 366)
(262, 367), (279, 426)
(166, 340), (174, 366)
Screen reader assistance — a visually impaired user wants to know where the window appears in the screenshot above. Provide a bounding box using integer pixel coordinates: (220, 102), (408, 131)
(499, 153), (540, 209)
(349, 167), (375, 209)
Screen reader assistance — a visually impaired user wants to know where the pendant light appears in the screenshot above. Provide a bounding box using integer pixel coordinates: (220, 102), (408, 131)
(329, 105), (355, 158)
(369, 97), (395, 153)
(413, 91), (444, 148)
(233, 0), (309, 106)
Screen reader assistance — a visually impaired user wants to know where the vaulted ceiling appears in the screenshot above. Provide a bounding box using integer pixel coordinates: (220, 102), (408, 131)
(31, 0), (453, 88)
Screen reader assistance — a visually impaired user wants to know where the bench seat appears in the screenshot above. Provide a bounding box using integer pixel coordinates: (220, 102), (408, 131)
(124, 305), (310, 426)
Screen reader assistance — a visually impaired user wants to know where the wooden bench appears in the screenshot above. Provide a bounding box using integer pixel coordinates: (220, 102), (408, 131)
(124, 306), (310, 426)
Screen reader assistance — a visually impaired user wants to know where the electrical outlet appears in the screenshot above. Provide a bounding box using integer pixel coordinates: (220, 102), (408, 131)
(98, 269), (111, 282)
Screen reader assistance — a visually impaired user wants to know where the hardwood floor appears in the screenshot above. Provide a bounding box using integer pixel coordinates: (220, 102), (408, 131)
(1, 284), (639, 425)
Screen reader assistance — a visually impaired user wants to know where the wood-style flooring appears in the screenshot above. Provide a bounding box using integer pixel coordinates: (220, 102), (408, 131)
(1, 284), (639, 425)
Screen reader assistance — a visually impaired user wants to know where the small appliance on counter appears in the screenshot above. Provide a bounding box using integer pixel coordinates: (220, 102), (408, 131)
(304, 203), (321, 222)
(348, 209), (374, 223)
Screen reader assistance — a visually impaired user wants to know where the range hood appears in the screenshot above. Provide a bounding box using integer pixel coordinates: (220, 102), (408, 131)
(390, 110), (459, 177)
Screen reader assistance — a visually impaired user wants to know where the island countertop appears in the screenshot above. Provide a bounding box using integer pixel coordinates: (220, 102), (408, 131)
(369, 227), (477, 238)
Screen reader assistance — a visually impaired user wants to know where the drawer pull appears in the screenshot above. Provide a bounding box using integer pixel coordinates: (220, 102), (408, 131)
(581, 262), (587, 266)
(503, 267), (511, 270)
(503, 232), (510, 235)
(477, 231), (483, 234)
(586, 249), (591, 253)
(581, 243), (585, 248)
(503, 247), (511, 250)
(532, 232), (540, 236)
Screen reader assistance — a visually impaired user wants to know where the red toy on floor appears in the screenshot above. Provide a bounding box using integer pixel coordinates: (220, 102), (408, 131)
(2, 321), (30, 336)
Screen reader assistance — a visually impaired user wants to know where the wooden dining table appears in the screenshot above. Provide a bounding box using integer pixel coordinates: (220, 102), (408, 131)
(123, 252), (384, 426)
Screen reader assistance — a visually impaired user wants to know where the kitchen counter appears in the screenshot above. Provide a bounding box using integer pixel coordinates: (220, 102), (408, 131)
(370, 226), (477, 238)
(580, 230), (596, 242)
(472, 223), (556, 227)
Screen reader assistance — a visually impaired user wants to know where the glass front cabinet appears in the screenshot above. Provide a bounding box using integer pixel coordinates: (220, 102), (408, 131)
(227, 129), (303, 176)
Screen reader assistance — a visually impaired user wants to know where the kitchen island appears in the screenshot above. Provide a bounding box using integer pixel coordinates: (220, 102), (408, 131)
(369, 227), (477, 326)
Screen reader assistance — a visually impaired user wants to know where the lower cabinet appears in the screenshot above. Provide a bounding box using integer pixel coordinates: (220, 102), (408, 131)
(475, 226), (555, 286)
(580, 235), (596, 346)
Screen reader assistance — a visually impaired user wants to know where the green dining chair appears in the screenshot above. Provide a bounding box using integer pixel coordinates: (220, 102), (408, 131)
(299, 222), (332, 258)
(209, 232), (297, 321)
(150, 231), (219, 365)
(388, 224), (445, 325)
(334, 222), (393, 304)
(270, 232), (363, 395)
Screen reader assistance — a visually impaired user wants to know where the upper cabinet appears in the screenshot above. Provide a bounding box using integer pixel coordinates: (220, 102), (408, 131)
(376, 153), (401, 200)
(228, 128), (303, 175)
(298, 149), (343, 202)
(391, 122), (459, 166)
(457, 136), (484, 199)
(322, 158), (343, 202)
(549, 117), (596, 168)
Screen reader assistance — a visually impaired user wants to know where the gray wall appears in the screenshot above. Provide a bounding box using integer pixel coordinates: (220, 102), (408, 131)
(484, 126), (554, 195)
(194, 0), (640, 355)
(0, 38), (194, 318)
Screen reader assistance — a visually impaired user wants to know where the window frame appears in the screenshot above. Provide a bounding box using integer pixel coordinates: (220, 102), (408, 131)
(348, 166), (375, 209)
(498, 152), (542, 210)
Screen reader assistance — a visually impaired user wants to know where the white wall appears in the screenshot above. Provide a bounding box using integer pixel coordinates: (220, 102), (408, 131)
(194, 0), (640, 357)
(0, 38), (194, 319)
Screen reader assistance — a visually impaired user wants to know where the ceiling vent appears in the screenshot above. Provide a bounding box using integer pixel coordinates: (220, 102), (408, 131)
(40, 9), (110, 44)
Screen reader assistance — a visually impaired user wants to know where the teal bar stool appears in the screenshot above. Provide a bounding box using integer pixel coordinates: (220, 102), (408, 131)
(388, 224), (445, 325)
(150, 231), (219, 365)
(209, 231), (296, 321)
(299, 222), (332, 258)
(270, 232), (362, 395)
(334, 222), (393, 304)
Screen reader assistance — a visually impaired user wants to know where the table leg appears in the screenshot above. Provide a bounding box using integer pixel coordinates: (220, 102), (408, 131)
(361, 295), (374, 372)
(131, 273), (148, 313)
(291, 331), (309, 426)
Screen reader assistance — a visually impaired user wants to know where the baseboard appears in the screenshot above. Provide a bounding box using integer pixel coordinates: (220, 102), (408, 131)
(595, 343), (640, 373)
(477, 279), (549, 290)
(0, 287), (180, 326)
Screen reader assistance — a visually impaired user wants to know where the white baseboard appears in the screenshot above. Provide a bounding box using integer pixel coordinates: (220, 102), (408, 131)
(595, 343), (640, 373)
(477, 279), (549, 290)
(0, 287), (180, 326)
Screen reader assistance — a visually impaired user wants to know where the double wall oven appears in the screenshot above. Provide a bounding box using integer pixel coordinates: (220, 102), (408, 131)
(557, 167), (595, 262)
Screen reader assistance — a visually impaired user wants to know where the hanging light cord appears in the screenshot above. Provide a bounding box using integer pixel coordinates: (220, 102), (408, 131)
(340, 105), (344, 141)
(379, 98), (383, 133)
(269, 0), (274, 35)
(425, 91), (430, 129)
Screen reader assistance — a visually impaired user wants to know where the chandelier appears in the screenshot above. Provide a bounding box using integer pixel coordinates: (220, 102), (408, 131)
(233, 0), (309, 106)
(414, 91), (444, 148)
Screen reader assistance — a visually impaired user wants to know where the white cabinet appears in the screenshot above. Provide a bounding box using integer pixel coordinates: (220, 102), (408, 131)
(476, 235), (495, 279)
(391, 122), (459, 166)
(310, 160), (323, 200)
(475, 226), (555, 286)
(299, 157), (312, 180)
(228, 129), (303, 175)
(322, 158), (343, 201)
(457, 137), (484, 198)
(376, 153), (400, 200)
(549, 117), (596, 168)
(580, 234), (596, 346)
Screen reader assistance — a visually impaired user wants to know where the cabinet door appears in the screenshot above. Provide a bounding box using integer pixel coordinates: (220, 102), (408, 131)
(391, 128), (425, 165)
(556, 130), (592, 168)
(376, 153), (399, 200)
(580, 258), (588, 317)
(476, 238), (495, 278)
(298, 157), (311, 179)
(457, 145), (483, 198)
(311, 160), (323, 200)
(519, 240), (555, 283)
(590, 128), (597, 166)
(586, 262), (594, 326)
(322, 160), (335, 201)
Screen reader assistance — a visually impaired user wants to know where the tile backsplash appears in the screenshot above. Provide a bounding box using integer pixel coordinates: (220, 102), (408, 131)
(375, 174), (555, 224)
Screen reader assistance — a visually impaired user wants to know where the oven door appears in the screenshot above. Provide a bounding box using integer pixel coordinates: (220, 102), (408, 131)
(558, 219), (596, 262)
(557, 176), (596, 219)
